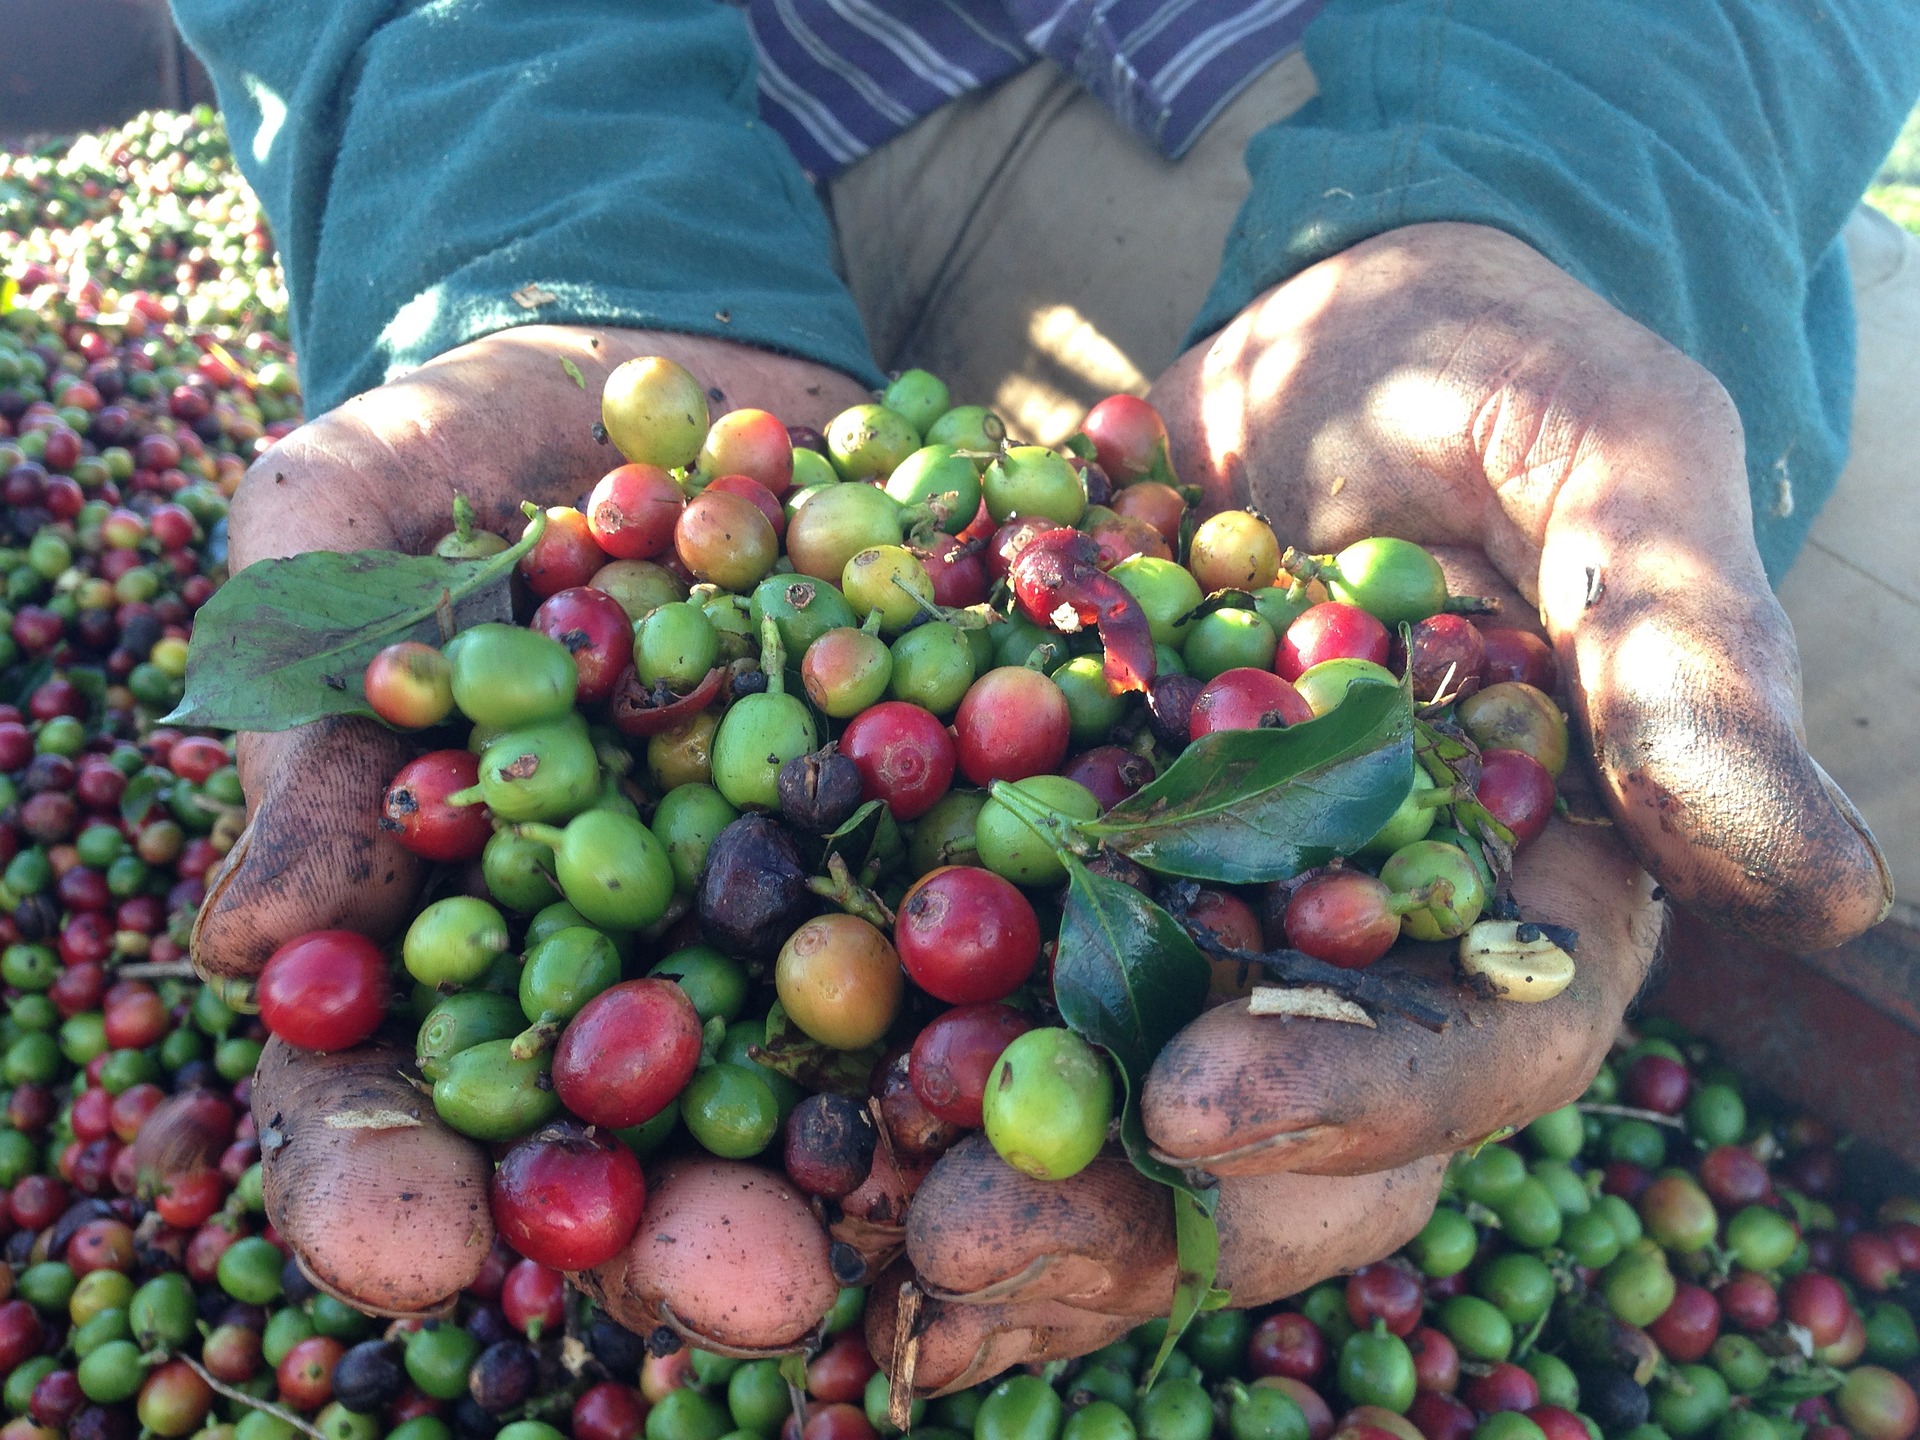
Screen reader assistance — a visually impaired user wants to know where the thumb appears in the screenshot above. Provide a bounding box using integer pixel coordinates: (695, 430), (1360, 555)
(1532, 361), (1892, 951)
(1153, 224), (1890, 953)
(191, 717), (424, 978)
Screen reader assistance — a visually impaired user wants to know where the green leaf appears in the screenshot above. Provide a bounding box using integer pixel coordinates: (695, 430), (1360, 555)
(163, 511), (542, 732)
(1055, 862), (1209, 1082)
(1054, 860), (1218, 1382)
(120, 771), (166, 827)
(560, 357), (586, 390)
(1086, 677), (1414, 882)
(1156, 1191), (1224, 1372)
(1760, 1368), (1845, 1402)
(0, 278), (16, 314)
(751, 1000), (884, 1098)
(818, 799), (889, 877)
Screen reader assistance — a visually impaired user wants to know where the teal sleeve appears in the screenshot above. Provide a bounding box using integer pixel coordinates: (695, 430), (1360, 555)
(1191, 0), (1920, 580)
(168, 0), (884, 416)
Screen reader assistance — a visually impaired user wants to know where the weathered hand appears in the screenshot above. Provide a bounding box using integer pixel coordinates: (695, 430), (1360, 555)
(210, 325), (871, 1350)
(872, 556), (1655, 1392)
(868, 220), (1889, 1391)
(1150, 221), (1889, 949)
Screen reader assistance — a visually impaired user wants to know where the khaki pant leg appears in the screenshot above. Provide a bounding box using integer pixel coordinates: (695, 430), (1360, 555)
(1776, 207), (1920, 918)
(826, 53), (1317, 445)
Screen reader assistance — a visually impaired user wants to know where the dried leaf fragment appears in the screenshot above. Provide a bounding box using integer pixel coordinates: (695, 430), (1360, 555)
(1248, 985), (1376, 1026)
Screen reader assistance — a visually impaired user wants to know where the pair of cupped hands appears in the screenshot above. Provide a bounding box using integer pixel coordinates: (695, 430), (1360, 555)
(203, 224), (1890, 1391)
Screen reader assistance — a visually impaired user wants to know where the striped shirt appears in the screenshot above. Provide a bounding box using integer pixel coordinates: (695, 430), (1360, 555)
(744, 0), (1326, 178)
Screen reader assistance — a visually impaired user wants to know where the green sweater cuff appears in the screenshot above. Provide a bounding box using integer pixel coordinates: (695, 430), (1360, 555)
(173, 0), (884, 415)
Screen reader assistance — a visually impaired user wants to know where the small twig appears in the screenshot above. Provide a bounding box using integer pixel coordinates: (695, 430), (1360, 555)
(1188, 931), (1450, 1033)
(114, 961), (198, 979)
(889, 1280), (924, 1425)
(177, 1354), (328, 1440)
(1577, 1102), (1686, 1130)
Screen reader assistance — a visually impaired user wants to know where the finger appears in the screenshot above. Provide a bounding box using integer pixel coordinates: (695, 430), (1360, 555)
(1213, 1159), (1446, 1305)
(905, 1136), (1177, 1313)
(864, 1261), (1136, 1397)
(907, 1137), (1445, 1312)
(1151, 223), (1891, 951)
(191, 718), (423, 979)
(230, 327), (873, 562)
(1143, 812), (1661, 1177)
(251, 1037), (493, 1315)
(829, 1136), (929, 1283)
(869, 1160), (1444, 1394)
(586, 1159), (838, 1355)
(1529, 379), (1895, 949)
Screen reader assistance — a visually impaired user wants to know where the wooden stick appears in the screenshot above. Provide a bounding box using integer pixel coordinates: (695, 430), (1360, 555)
(176, 1353), (328, 1440)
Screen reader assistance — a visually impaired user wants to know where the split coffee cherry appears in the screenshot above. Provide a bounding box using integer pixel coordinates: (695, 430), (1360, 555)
(362, 641), (454, 728)
(1188, 668), (1312, 739)
(382, 750), (493, 862)
(1277, 602), (1391, 681)
(895, 866), (1042, 1004)
(985, 515), (1064, 581)
(529, 586), (636, 706)
(586, 463), (685, 560)
(256, 931), (390, 1053)
(490, 1124), (646, 1271)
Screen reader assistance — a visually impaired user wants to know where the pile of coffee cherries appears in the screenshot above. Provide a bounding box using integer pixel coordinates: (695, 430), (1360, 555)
(3, 113), (1912, 1440)
(227, 353), (1577, 1288)
(1, 108), (290, 340)
(0, 255), (301, 720)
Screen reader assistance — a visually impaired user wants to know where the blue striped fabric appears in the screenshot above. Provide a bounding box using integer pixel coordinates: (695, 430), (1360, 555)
(743, 0), (1326, 178)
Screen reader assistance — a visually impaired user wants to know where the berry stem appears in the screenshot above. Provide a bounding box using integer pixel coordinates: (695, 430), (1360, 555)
(509, 1016), (562, 1061)
(175, 1354), (327, 1440)
(759, 614), (787, 695)
(1385, 884), (1441, 917)
(805, 852), (896, 930)
(511, 822), (568, 850)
